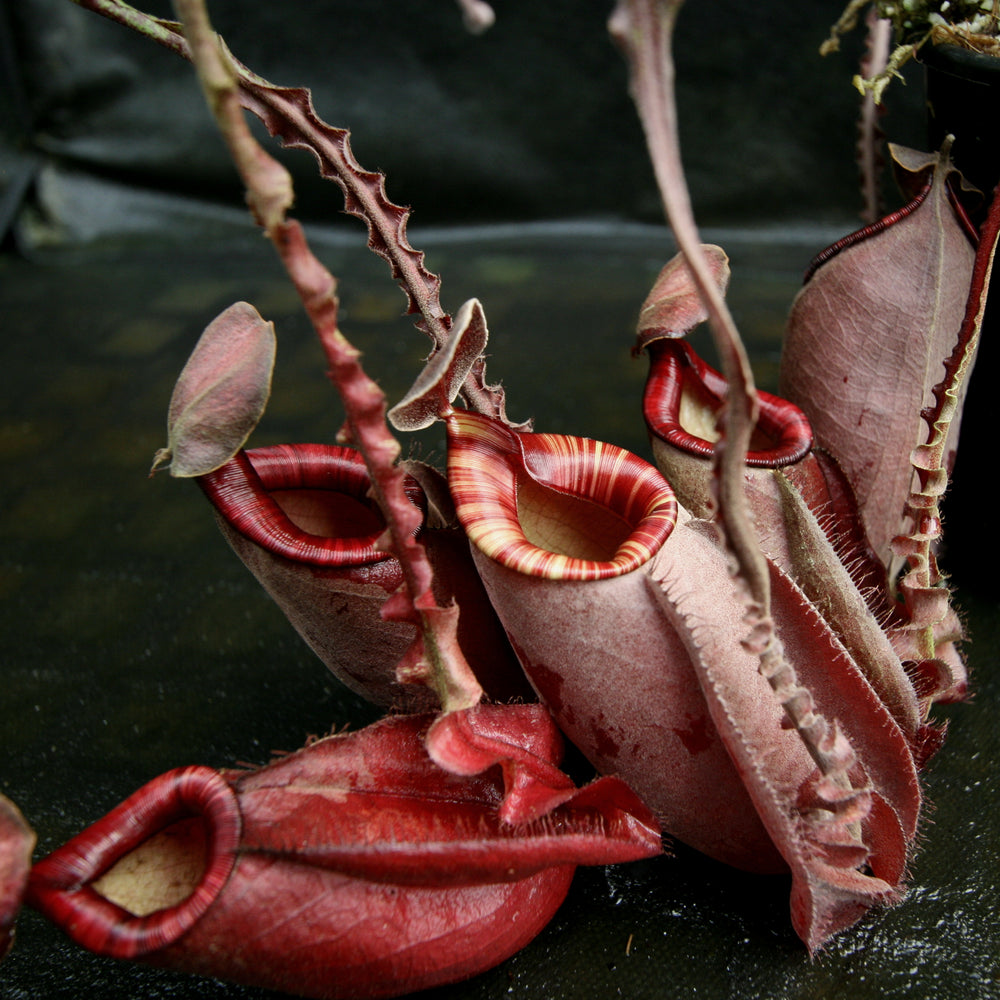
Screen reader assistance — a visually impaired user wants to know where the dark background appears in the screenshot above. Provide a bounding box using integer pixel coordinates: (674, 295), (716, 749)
(2, 0), (928, 243)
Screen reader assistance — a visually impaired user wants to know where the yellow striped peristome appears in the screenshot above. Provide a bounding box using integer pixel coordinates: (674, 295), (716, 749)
(446, 410), (677, 581)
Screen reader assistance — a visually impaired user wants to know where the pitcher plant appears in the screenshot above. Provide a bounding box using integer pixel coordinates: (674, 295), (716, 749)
(3, 0), (998, 996)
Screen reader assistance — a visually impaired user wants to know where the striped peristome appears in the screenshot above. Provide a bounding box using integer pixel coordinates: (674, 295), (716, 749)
(197, 444), (391, 567)
(446, 410), (677, 581)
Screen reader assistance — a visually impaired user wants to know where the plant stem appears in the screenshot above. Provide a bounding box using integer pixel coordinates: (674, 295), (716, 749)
(69, 0), (522, 429)
(610, 0), (863, 795)
(171, 0), (482, 712)
(609, 0), (770, 632)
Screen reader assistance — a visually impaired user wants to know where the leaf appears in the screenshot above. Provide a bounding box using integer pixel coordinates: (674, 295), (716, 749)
(388, 299), (490, 431)
(0, 792), (34, 962)
(633, 245), (730, 352)
(892, 181), (1000, 674)
(152, 302), (276, 478)
(779, 145), (977, 570)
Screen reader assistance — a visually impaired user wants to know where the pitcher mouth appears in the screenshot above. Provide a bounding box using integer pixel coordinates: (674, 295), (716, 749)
(197, 444), (400, 567)
(446, 410), (677, 581)
(643, 339), (813, 467)
(26, 767), (241, 960)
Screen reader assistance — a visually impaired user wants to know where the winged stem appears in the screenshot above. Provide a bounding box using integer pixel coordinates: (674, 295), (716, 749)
(68, 0), (521, 429)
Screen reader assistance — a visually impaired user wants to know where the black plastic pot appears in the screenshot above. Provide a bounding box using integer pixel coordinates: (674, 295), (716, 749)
(923, 42), (1000, 592)
(925, 43), (1000, 207)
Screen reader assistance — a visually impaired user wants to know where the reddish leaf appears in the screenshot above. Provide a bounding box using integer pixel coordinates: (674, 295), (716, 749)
(779, 146), (977, 570)
(633, 245), (730, 351)
(389, 299), (490, 431)
(0, 793), (34, 962)
(152, 302), (276, 478)
(195, 444), (531, 710)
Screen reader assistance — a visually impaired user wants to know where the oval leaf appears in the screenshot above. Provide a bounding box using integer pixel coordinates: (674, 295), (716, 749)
(152, 302), (276, 478)
(388, 298), (490, 431)
(634, 245), (730, 352)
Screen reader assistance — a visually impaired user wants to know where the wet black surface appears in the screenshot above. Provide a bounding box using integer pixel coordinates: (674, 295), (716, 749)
(1, 223), (998, 999)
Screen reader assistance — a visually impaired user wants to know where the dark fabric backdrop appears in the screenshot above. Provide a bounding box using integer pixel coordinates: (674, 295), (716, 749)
(3, 0), (929, 240)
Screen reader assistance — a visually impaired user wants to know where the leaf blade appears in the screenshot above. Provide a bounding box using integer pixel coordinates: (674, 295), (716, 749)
(154, 301), (276, 478)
